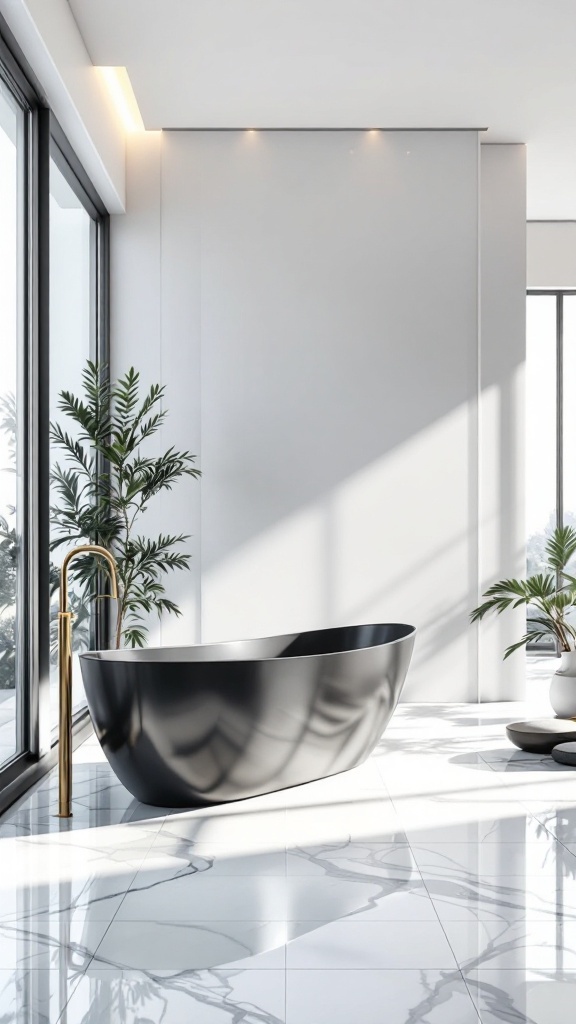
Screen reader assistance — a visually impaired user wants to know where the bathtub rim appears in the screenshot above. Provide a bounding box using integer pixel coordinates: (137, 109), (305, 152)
(79, 621), (416, 666)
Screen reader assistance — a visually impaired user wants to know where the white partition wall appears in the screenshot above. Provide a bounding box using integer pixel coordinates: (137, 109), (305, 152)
(197, 130), (480, 702)
(111, 130), (527, 702)
(111, 131), (202, 647)
(479, 145), (526, 701)
(527, 221), (576, 287)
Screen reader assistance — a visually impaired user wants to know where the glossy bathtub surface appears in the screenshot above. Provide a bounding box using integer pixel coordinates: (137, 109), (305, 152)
(80, 623), (416, 807)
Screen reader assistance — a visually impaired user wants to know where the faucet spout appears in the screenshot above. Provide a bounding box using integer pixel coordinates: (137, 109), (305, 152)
(59, 543), (118, 613)
(57, 544), (119, 818)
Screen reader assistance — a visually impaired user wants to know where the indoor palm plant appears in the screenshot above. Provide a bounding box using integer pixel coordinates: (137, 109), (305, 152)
(50, 361), (201, 648)
(471, 525), (576, 716)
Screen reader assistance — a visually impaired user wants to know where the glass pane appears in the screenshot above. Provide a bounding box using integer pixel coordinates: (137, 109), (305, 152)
(0, 81), (25, 767)
(562, 295), (576, 636)
(526, 294), (557, 650)
(563, 296), (576, 526)
(49, 159), (93, 729)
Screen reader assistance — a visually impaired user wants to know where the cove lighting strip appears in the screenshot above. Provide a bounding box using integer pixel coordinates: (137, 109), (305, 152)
(98, 66), (145, 133)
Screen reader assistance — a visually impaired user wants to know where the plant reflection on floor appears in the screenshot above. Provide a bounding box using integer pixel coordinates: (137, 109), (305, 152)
(77, 971), (285, 1024)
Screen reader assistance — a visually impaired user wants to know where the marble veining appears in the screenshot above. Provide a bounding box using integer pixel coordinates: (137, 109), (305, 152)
(2, 700), (576, 1021)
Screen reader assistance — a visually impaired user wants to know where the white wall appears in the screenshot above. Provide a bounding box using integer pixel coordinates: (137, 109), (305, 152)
(111, 131), (527, 702)
(479, 145), (526, 701)
(527, 222), (576, 288)
(0, 0), (125, 211)
(198, 131), (480, 704)
(111, 132), (201, 646)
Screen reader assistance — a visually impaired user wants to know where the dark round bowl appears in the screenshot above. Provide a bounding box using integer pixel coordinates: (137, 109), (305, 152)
(551, 741), (576, 766)
(506, 718), (576, 755)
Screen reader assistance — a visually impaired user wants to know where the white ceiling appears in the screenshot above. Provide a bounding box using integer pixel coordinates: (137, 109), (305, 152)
(68, 0), (576, 218)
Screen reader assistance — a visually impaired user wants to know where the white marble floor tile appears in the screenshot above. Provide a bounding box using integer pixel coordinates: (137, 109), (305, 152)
(0, 870), (138, 922)
(147, 836), (288, 876)
(284, 875), (434, 921)
(159, 806), (288, 846)
(0, 888), (126, 925)
(281, 769), (388, 808)
(0, 828), (155, 921)
(0, 967), (83, 1024)
(126, 802), (174, 824)
(388, 784), (538, 814)
(403, 812), (549, 845)
(285, 968), (480, 1024)
(286, 919), (458, 969)
(295, 759), (386, 792)
(93, 920), (287, 971)
(1, 805), (145, 833)
(463, 968), (576, 1023)
(496, 776), (576, 806)
(525, 802), (576, 844)
(426, 873), (576, 923)
(341, 886), (439, 921)
(0, 820), (160, 857)
(475, 748), (544, 763)
(33, 767), (135, 805)
(0, 833), (157, 879)
(411, 840), (576, 877)
(486, 757), (572, 775)
(0, 917), (110, 970)
(390, 799), (532, 842)
(285, 797), (405, 845)
(62, 967), (286, 1023)
(442, 918), (576, 969)
(6, 700), (576, 1020)
(117, 874), (288, 922)
(285, 840), (417, 878)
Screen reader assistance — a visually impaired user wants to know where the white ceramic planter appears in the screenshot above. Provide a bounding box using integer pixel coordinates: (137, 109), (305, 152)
(550, 650), (576, 718)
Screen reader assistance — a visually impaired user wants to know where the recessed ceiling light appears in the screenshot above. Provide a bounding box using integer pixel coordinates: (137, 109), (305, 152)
(98, 67), (145, 133)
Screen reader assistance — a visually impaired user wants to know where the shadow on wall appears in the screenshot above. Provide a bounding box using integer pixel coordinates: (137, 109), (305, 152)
(203, 370), (523, 701)
(116, 133), (524, 699)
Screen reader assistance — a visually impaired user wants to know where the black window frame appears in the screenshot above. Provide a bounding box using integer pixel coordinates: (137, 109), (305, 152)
(0, 19), (110, 813)
(49, 119), (111, 723)
(527, 289), (576, 654)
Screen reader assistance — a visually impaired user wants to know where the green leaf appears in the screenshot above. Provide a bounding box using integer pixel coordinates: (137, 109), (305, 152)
(122, 627), (147, 648)
(471, 574), (557, 622)
(504, 631), (549, 659)
(546, 525), (576, 571)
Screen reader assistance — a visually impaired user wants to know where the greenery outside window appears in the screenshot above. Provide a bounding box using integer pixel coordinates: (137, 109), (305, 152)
(527, 291), (576, 651)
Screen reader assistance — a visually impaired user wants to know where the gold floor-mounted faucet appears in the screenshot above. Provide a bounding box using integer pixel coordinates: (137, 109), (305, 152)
(57, 544), (118, 818)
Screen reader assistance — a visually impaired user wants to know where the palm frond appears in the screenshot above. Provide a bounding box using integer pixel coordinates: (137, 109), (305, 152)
(472, 574), (558, 621)
(111, 367), (140, 427)
(504, 632), (550, 659)
(49, 426), (94, 477)
(122, 627), (147, 648)
(546, 525), (576, 571)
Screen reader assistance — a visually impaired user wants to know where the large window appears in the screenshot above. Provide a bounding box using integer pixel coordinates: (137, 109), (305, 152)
(0, 26), (109, 806)
(49, 146), (108, 728)
(0, 75), (26, 770)
(526, 291), (576, 650)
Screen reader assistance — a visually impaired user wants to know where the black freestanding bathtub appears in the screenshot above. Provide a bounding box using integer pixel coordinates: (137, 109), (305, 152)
(80, 623), (415, 807)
